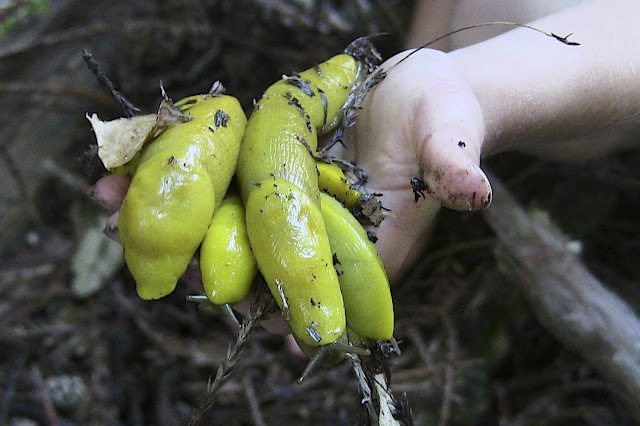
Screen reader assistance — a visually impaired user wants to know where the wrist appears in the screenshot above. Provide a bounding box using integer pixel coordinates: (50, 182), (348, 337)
(449, 0), (640, 156)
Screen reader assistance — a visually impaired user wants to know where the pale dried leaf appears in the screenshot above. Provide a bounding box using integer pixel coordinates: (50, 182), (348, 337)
(208, 80), (226, 95)
(374, 372), (400, 426)
(155, 98), (193, 128)
(71, 214), (124, 299)
(87, 98), (193, 171)
(86, 113), (157, 170)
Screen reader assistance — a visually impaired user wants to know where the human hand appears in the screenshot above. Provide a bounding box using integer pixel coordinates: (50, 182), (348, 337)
(90, 173), (294, 334)
(337, 48), (492, 283)
(91, 48), (494, 287)
(89, 173), (129, 240)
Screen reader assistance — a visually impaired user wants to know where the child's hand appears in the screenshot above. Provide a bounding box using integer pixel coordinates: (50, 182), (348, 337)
(338, 48), (492, 282)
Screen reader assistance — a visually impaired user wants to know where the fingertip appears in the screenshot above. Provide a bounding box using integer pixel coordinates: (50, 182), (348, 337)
(423, 161), (492, 211)
(103, 211), (120, 243)
(401, 50), (490, 211)
(89, 175), (131, 213)
(474, 164), (493, 209)
(416, 122), (492, 211)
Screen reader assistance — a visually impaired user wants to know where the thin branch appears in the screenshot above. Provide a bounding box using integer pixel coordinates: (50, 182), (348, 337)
(40, 158), (91, 194)
(0, 352), (27, 424)
(391, 358), (484, 383)
(438, 310), (458, 426)
(0, 140), (38, 220)
(482, 170), (640, 421)
(351, 356), (377, 423)
(392, 21), (580, 70)
(353, 340), (409, 426)
(188, 285), (277, 426)
(406, 325), (434, 366)
(0, 22), (106, 58)
(30, 365), (61, 426)
(243, 373), (266, 426)
(0, 81), (113, 105)
(0, 141), (27, 202)
(372, 373), (402, 426)
(83, 49), (140, 117)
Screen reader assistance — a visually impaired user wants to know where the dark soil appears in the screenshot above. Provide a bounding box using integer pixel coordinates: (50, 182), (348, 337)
(1, 1), (639, 425)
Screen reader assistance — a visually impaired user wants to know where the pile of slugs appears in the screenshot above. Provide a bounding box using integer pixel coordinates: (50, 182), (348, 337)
(88, 38), (395, 374)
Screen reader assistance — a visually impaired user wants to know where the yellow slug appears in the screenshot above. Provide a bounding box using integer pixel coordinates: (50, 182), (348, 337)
(236, 53), (363, 346)
(119, 94), (247, 300)
(200, 194), (257, 305)
(320, 193), (394, 341)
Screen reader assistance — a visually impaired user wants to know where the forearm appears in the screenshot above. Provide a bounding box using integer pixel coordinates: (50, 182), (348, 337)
(449, 0), (640, 154)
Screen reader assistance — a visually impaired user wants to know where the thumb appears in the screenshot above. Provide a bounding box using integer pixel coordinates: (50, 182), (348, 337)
(402, 50), (492, 211)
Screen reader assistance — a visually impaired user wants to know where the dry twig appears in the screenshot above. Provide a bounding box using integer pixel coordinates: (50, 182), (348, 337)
(0, 140), (38, 220)
(0, 81), (113, 105)
(243, 372), (266, 426)
(0, 22), (106, 58)
(482, 170), (640, 420)
(83, 49), (140, 117)
(353, 340), (409, 426)
(188, 285), (277, 426)
(30, 365), (60, 426)
(438, 309), (458, 426)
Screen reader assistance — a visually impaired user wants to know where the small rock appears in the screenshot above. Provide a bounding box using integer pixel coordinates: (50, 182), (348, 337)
(45, 375), (87, 411)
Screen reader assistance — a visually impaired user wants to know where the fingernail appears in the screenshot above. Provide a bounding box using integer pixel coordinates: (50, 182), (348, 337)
(102, 226), (120, 243)
(423, 163), (493, 211)
(103, 212), (120, 243)
(103, 224), (119, 238)
(88, 185), (111, 210)
(472, 164), (492, 209)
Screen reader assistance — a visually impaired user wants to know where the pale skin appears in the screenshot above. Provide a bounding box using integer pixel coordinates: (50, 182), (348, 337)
(340, 0), (640, 282)
(91, 0), (640, 288)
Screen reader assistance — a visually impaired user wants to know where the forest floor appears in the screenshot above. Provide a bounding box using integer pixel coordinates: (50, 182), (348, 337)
(1, 1), (639, 425)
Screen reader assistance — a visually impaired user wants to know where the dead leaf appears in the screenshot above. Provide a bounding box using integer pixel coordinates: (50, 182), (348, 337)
(87, 113), (157, 170)
(87, 98), (193, 171)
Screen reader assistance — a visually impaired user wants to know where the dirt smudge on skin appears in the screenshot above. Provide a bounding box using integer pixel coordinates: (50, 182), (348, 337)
(423, 164), (492, 211)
